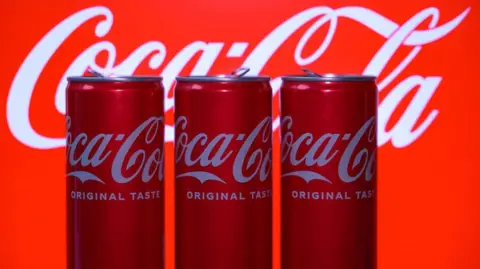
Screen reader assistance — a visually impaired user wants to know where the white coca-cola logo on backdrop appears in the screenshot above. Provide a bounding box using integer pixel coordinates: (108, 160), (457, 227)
(6, 5), (471, 150)
(281, 116), (376, 184)
(67, 116), (164, 183)
(175, 116), (272, 184)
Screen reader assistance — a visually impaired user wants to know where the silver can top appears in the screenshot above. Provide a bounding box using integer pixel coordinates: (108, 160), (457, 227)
(67, 68), (163, 82)
(176, 67), (270, 82)
(282, 68), (376, 82)
(67, 76), (164, 82)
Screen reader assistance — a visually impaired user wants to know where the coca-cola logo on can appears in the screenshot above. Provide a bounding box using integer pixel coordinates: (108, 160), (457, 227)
(67, 116), (165, 184)
(175, 116), (272, 184)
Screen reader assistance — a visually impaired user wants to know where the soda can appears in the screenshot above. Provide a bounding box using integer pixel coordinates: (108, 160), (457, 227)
(280, 70), (378, 269)
(174, 68), (273, 269)
(66, 73), (164, 269)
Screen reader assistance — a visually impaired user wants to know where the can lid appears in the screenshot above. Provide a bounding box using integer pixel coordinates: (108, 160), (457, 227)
(67, 68), (163, 82)
(176, 67), (270, 82)
(282, 68), (376, 82)
(67, 75), (163, 82)
(176, 76), (270, 82)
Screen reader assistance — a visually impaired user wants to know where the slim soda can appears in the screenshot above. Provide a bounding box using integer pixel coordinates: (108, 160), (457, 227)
(174, 68), (273, 269)
(281, 70), (378, 269)
(66, 74), (165, 269)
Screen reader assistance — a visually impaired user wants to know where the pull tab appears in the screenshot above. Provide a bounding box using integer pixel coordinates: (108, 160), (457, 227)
(229, 67), (250, 77)
(301, 68), (320, 77)
(87, 67), (104, 77)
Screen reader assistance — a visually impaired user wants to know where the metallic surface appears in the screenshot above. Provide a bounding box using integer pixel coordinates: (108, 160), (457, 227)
(67, 75), (164, 82)
(175, 75), (270, 82)
(280, 77), (378, 269)
(66, 78), (164, 269)
(281, 74), (376, 82)
(175, 79), (273, 269)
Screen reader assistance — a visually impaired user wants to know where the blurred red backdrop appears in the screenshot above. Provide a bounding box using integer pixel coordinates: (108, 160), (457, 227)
(1, 0), (479, 268)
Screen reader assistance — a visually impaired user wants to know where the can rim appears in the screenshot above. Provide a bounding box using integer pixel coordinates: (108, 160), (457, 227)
(281, 74), (376, 82)
(67, 76), (164, 82)
(176, 75), (271, 82)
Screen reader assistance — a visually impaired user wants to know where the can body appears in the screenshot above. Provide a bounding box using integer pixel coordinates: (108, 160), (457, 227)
(281, 75), (378, 269)
(66, 77), (164, 269)
(175, 77), (273, 269)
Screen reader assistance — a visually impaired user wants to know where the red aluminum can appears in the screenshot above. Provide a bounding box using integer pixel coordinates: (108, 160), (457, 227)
(66, 75), (165, 269)
(174, 71), (273, 269)
(280, 73), (378, 269)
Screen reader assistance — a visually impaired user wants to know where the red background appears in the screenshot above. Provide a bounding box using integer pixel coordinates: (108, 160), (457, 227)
(1, 0), (479, 268)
